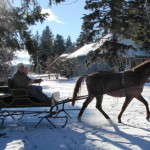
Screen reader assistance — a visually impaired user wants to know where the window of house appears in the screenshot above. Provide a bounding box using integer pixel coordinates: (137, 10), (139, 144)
(99, 59), (103, 64)
(122, 59), (126, 66)
(126, 58), (130, 65)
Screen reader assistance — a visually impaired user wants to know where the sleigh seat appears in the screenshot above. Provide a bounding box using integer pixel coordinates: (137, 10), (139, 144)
(0, 78), (57, 108)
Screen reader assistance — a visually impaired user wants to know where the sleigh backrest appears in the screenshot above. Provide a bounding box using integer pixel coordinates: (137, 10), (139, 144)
(8, 77), (14, 88)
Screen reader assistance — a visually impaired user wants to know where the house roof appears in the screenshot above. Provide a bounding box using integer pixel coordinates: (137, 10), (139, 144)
(119, 39), (150, 57)
(67, 43), (95, 58)
(59, 53), (70, 58)
(67, 34), (150, 59)
(67, 34), (112, 59)
(122, 49), (150, 58)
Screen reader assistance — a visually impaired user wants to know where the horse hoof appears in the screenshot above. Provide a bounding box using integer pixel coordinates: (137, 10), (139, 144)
(146, 117), (149, 122)
(118, 120), (122, 123)
(108, 119), (113, 124)
(77, 116), (81, 122)
(78, 119), (81, 122)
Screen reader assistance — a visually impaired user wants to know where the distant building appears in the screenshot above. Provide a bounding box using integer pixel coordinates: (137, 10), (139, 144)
(67, 44), (99, 76)
(64, 37), (150, 76)
(120, 49), (150, 70)
(118, 39), (150, 70)
(66, 34), (112, 76)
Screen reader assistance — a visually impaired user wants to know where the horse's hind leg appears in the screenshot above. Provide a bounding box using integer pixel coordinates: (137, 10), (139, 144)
(118, 96), (133, 123)
(136, 94), (150, 121)
(77, 96), (94, 122)
(96, 95), (110, 119)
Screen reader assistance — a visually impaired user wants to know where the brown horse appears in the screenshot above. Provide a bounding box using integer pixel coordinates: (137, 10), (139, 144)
(72, 60), (150, 123)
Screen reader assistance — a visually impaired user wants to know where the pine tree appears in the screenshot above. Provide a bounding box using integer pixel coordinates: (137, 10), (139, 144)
(40, 26), (54, 69)
(0, 0), (66, 75)
(80, 0), (150, 66)
(126, 1), (150, 50)
(0, 0), (65, 53)
(29, 31), (41, 72)
(76, 31), (86, 47)
(53, 34), (66, 55)
(0, 0), (20, 50)
(65, 36), (73, 51)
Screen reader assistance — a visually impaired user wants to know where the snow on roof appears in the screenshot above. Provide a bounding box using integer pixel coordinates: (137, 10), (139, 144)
(122, 49), (150, 58)
(11, 50), (31, 66)
(119, 39), (138, 48)
(67, 33), (150, 58)
(59, 53), (70, 58)
(67, 43), (95, 58)
(67, 34), (149, 59)
(135, 50), (150, 57)
(119, 39), (150, 57)
(67, 34), (112, 59)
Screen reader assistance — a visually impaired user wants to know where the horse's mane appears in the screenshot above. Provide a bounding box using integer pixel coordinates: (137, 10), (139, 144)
(133, 60), (150, 73)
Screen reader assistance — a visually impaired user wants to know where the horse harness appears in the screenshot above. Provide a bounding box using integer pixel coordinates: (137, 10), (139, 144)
(121, 72), (127, 96)
(88, 71), (142, 98)
(121, 72), (143, 96)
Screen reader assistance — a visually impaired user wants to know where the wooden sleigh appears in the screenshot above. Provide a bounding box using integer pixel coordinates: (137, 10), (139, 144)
(0, 78), (88, 128)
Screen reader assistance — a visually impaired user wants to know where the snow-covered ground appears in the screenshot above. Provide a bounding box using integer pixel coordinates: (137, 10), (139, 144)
(0, 77), (150, 150)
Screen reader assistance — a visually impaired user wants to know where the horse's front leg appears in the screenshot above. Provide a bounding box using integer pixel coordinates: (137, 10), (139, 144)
(96, 95), (110, 119)
(77, 96), (94, 122)
(118, 96), (133, 123)
(136, 94), (150, 121)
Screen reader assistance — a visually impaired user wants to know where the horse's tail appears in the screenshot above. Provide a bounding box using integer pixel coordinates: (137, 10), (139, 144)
(72, 75), (87, 106)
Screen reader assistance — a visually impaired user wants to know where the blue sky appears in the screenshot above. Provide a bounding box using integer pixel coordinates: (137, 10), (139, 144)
(15, 0), (87, 42)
